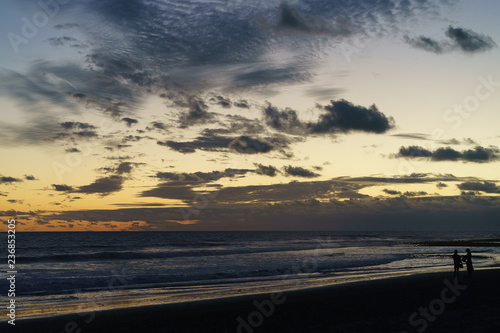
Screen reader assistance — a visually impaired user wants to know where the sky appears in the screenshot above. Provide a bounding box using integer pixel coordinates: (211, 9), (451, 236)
(1, 0), (500, 231)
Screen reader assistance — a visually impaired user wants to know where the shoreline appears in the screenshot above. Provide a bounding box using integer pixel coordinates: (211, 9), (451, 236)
(5, 267), (500, 332)
(4, 264), (487, 322)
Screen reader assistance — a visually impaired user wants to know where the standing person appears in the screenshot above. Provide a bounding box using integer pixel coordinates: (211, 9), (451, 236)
(463, 248), (474, 278)
(452, 249), (462, 277)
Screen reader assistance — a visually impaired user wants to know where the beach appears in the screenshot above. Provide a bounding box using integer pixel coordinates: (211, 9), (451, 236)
(6, 267), (500, 333)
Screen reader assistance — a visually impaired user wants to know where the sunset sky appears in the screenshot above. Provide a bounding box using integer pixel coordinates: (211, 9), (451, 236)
(1, 0), (500, 231)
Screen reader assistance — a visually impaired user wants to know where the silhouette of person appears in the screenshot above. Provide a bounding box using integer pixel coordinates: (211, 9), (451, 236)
(452, 249), (461, 277)
(462, 248), (473, 278)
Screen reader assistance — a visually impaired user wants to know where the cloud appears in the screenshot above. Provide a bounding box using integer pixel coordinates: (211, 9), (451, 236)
(54, 23), (80, 30)
(277, 3), (357, 36)
(24, 175), (37, 181)
(403, 191), (428, 197)
(254, 164), (280, 177)
(234, 100), (250, 108)
(283, 165), (320, 178)
(48, 36), (86, 48)
(156, 168), (252, 184)
(383, 189), (402, 195)
(122, 117), (138, 127)
(457, 181), (500, 194)
(0, 177), (22, 184)
(262, 100), (395, 136)
(228, 136), (273, 154)
(52, 184), (74, 192)
(403, 35), (444, 54)
(436, 182), (448, 189)
(445, 26), (496, 53)
(66, 148), (81, 153)
(149, 122), (168, 131)
(77, 176), (124, 195)
(116, 162), (134, 175)
(73, 130), (98, 137)
(404, 26), (496, 54)
(210, 96), (232, 108)
(392, 133), (429, 140)
(158, 135), (232, 154)
(179, 97), (215, 127)
(60, 122), (96, 130)
(263, 103), (304, 134)
(396, 146), (500, 163)
(233, 66), (313, 88)
(309, 100), (395, 134)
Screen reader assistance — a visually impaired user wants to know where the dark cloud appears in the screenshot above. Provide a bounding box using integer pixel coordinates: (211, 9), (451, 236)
(403, 35), (444, 54)
(54, 23), (80, 30)
(77, 176), (124, 195)
(383, 189), (402, 195)
(48, 36), (86, 48)
(24, 175), (37, 181)
(60, 122), (96, 130)
(210, 96), (232, 108)
(228, 136), (273, 154)
(123, 135), (144, 142)
(432, 147), (462, 161)
(345, 174), (460, 185)
(233, 66), (312, 89)
(436, 182), (448, 189)
(397, 146), (433, 158)
(73, 131), (98, 137)
(396, 146), (500, 163)
(66, 148), (81, 153)
(52, 184), (74, 192)
(309, 100), (395, 134)
(179, 97), (215, 127)
(457, 181), (500, 194)
(405, 26), (496, 54)
(158, 135), (232, 154)
(304, 86), (343, 101)
(254, 164), (280, 177)
(234, 100), (250, 108)
(283, 166), (320, 178)
(210, 115), (266, 136)
(403, 191), (428, 197)
(149, 122), (168, 131)
(116, 162), (134, 175)
(263, 103), (304, 134)
(392, 133), (429, 140)
(277, 3), (357, 36)
(462, 146), (499, 162)
(156, 168), (252, 184)
(122, 117), (138, 127)
(7, 200), (22, 204)
(439, 138), (478, 145)
(445, 26), (496, 53)
(0, 177), (22, 184)
(262, 100), (395, 136)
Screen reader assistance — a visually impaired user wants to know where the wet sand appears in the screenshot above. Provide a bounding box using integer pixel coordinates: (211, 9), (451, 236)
(5, 268), (500, 333)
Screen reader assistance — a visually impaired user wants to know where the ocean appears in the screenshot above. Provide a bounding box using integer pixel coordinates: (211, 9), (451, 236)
(3, 231), (500, 321)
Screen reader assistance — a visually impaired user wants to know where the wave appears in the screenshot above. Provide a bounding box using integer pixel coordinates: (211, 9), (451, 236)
(14, 245), (337, 263)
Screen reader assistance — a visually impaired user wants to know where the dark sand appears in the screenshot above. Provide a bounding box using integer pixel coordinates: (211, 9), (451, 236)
(4, 268), (500, 333)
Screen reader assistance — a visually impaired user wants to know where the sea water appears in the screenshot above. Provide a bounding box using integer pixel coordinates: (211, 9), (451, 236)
(2, 231), (499, 320)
